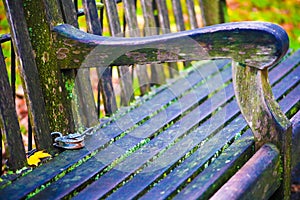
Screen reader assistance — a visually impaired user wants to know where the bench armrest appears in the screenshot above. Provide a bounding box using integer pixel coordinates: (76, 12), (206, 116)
(53, 21), (288, 70)
(53, 21), (292, 198)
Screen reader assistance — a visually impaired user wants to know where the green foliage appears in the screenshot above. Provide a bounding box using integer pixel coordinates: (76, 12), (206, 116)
(227, 0), (300, 50)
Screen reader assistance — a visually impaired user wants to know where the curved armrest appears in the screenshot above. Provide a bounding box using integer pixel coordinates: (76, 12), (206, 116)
(53, 21), (288, 70)
(53, 21), (292, 198)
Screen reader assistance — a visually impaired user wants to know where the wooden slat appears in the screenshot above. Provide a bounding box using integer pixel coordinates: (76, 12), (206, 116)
(60, 0), (98, 127)
(0, 47), (26, 170)
(210, 144), (280, 200)
(74, 55), (299, 199)
(2, 48), (299, 198)
(74, 55), (300, 199)
(73, 90), (239, 199)
(3, 0), (54, 150)
(172, 64), (300, 199)
(140, 0), (166, 85)
(31, 62), (233, 199)
(123, 0), (150, 95)
(82, 0), (117, 115)
(155, 0), (179, 77)
(199, 0), (225, 26)
(0, 60), (229, 199)
(83, 0), (116, 115)
(186, 0), (198, 29)
(103, 0), (134, 106)
(173, 130), (254, 200)
(172, 0), (185, 32)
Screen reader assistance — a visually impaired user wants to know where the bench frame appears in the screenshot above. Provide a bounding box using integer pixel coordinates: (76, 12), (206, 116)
(0, 0), (297, 199)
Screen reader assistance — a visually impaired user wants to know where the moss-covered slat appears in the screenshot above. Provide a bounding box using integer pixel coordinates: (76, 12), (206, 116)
(3, 0), (54, 151)
(0, 46), (26, 170)
(141, 74), (300, 198)
(211, 143), (280, 200)
(73, 92), (239, 200)
(53, 22), (288, 70)
(0, 60), (228, 199)
(75, 53), (299, 199)
(268, 49), (300, 83)
(173, 130), (254, 200)
(31, 62), (233, 199)
(199, 0), (226, 26)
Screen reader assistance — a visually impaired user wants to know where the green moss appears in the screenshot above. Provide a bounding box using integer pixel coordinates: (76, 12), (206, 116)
(64, 78), (75, 99)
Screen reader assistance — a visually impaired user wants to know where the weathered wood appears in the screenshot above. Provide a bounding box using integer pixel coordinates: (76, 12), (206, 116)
(24, 0), (77, 133)
(199, 0), (226, 26)
(53, 22), (288, 70)
(103, 62), (298, 199)
(233, 63), (292, 199)
(172, 0), (185, 32)
(186, 0), (198, 29)
(103, 0), (134, 106)
(0, 60), (228, 199)
(60, 0), (99, 128)
(0, 47), (26, 170)
(1, 2), (297, 200)
(155, 0), (179, 77)
(123, 0), (150, 95)
(82, 0), (117, 115)
(31, 63), (233, 199)
(140, 0), (166, 85)
(173, 130), (254, 200)
(3, 0), (54, 151)
(211, 144), (281, 200)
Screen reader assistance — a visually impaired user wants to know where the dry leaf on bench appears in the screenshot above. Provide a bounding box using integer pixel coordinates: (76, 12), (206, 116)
(27, 150), (51, 166)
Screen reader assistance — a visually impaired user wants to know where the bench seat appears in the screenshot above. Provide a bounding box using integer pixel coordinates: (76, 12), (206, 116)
(0, 48), (299, 199)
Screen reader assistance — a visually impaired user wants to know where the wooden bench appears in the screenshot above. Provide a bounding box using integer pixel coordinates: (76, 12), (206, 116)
(0, 0), (300, 199)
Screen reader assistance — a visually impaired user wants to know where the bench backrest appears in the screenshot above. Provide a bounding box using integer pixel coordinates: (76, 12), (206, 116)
(0, 0), (225, 170)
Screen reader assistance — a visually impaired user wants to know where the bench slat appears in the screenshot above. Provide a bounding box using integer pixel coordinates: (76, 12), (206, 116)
(3, 0), (53, 150)
(211, 143), (281, 200)
(32, 63), (233, 199)
(73, 55), (300, 199)
(82, 0), (118, 115)
(0, 47), (26, 170)
(140, 0), (166, 84)
(173, 130), (254, 200)
(1, 49), (299, 199)
(172, 0), (185, 32)
(74, 92), (240, 200)
(123, 0), (151, 95)
(103, 0), (134, 106)
(174, 71), (300, 200)
(73, 57), (300, 199)
(185, 0), (198, 29)
(0, 60), (228, 198)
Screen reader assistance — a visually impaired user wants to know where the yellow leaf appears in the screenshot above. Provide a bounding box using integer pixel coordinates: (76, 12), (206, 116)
(27, 150), (51, 166)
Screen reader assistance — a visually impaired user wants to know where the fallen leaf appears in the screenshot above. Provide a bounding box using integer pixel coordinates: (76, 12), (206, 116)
(27, 151), (51, 166)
